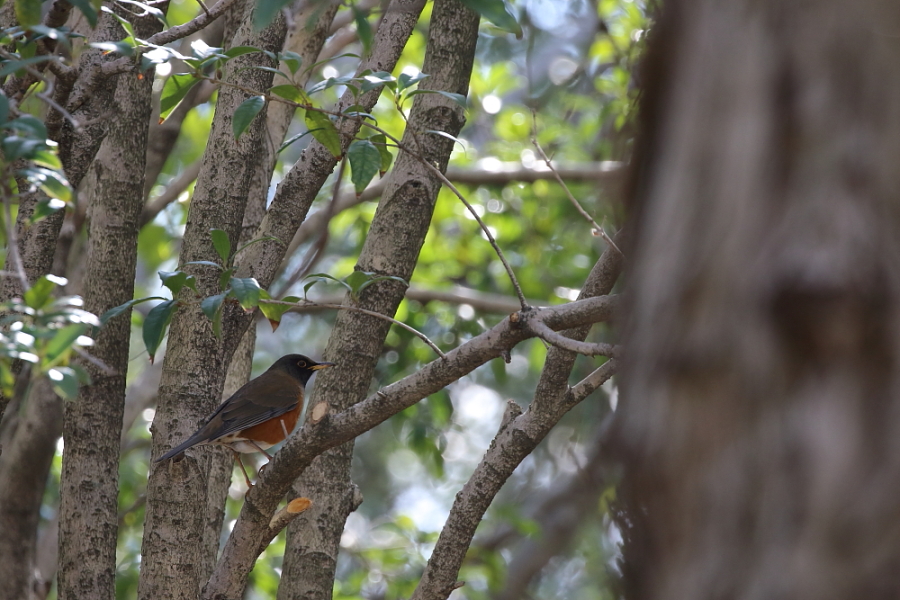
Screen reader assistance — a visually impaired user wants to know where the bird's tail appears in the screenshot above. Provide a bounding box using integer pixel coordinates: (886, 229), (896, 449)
(155, 435), (205, 463)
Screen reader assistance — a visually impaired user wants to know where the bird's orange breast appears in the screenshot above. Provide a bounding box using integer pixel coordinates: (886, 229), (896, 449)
(240, 401), (303, 446)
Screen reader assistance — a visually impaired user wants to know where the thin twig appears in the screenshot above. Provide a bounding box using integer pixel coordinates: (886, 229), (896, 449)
(528, 319), (620, 358)
(261, 298), (447, 359)
(531, 112), (623, 257)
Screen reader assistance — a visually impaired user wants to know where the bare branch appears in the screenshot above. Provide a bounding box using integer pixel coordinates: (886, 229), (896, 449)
(532, 113), (623, 256)
(527, 318), (620, 358)
(201, 294), (619, 599)
(261, 298), (447, 359)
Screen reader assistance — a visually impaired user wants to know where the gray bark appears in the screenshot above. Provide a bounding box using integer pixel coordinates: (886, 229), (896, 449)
(613, 2), (900, 599)
(278, 1), (479, 598)
(57, 6), (164, 596)
(411, 238), (623, 600)
(0, 380), (62, 600)
(138, 7), (288, 598)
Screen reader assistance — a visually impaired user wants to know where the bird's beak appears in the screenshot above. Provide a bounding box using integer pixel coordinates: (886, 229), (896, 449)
(311, 362), (335, 370)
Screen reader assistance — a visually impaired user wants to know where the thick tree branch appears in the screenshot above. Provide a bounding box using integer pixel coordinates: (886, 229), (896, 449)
(201, 293), (618, 599)
(411, 234), (624, 600)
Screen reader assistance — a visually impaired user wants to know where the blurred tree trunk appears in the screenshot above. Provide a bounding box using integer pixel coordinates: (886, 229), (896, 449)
(614, 1), (900, 599)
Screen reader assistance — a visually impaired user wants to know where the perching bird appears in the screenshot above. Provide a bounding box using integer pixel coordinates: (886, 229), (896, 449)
(155, 354), (333, 487)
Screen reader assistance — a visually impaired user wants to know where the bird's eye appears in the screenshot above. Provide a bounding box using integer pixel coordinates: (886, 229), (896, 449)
(297, 360), (306, 367)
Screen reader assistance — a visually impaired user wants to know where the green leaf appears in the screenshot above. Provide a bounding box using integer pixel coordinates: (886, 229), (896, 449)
(359, 71), (396, 93)
(24, 274), (65, 309)
(424, 129), (466, 150)
(229, 277), (262, 311)
(22, 166), (72, 202)
(305, 111), (341, 157)
(234, 235), (283, 256)
(232, 95), (265, 139)
(200, 293), (226, 338)
(219, 267), (234, 291)
(116, 0), (167, 26)
(253, 0), (293, 30)
(48, 366), (81, 399)
(407, 89), (468, 108)
(0, 55), (54, 78)
(269, 84), (309, 105)
(88, 41), (134, 57)
(0, 94), (8, 126)
(209, 228), (231, 263)
(100, 5), (135, 37)
(183, 260), (224, 270)
(347, 139), (381, 195)
(302, 273), (350, 298)
(345, 271), (407, 299)
(159, 73), (199, 123)
(67, 0), (98, 27)
(142, 300), (178, 363)
(397, 72), (429, 92)
(223, 45), (262, 59)
(277, 130), (313, 154)
(158, 270), (198, 296)
(368, 134), (393, 174)
(100, 296), (166, 326)
(457, 0), (521, 36)
(258, 296), (299, 331)
(352, 7), (373, 55)
(279, 50), (302, 75)
(28, 197), (66, 224)
(44, 323), (89, 365)
(31, 147), (61, 169)
(7, 114), (47, 139)
(15, 0), (41, 27)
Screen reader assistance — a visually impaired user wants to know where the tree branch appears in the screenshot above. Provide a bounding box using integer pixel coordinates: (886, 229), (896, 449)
(200, 293), (619, 599)
(527, 318), (621, 358)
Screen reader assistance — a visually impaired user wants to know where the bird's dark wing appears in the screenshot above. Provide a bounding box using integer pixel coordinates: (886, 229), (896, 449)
(155, 370), (302, 462)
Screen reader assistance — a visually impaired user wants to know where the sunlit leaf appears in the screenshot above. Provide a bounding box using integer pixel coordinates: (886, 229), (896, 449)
(229, 277), (262, 311)
(23, 274), (64, 309)
(397, 72), (429, 92)
(305, 111), (341, 157)
(159, 73), (199, 123)
(269, 84), (309, 105)
(258, 296), (299, 331)
(44, 323), (89, 365)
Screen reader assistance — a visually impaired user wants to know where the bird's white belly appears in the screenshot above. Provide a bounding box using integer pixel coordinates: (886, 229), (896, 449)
(216, 435), (275, 454)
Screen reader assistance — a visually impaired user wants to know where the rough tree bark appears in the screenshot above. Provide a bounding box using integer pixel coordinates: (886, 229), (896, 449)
(139, 7), (288, 598)
(56, 5), (167, 597)
(614, 1), (900, 599)
(277, 1), (479, 597)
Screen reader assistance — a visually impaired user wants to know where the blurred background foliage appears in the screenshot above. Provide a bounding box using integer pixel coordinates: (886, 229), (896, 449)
(29, 0), (647, 597)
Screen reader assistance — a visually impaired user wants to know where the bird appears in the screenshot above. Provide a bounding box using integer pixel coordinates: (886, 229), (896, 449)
(155, 354), (334, 487)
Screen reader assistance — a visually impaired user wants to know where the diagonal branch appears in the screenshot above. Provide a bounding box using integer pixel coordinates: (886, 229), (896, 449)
(528, 318), (621, 358)
(200, 293), (619, 599)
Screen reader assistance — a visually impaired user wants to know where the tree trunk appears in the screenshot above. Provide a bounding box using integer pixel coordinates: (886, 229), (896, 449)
(614, 1), (900, 599)
(278, 1), (479, 597)
(138, 7), (288, 597)
(57, 5), (164, 595)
